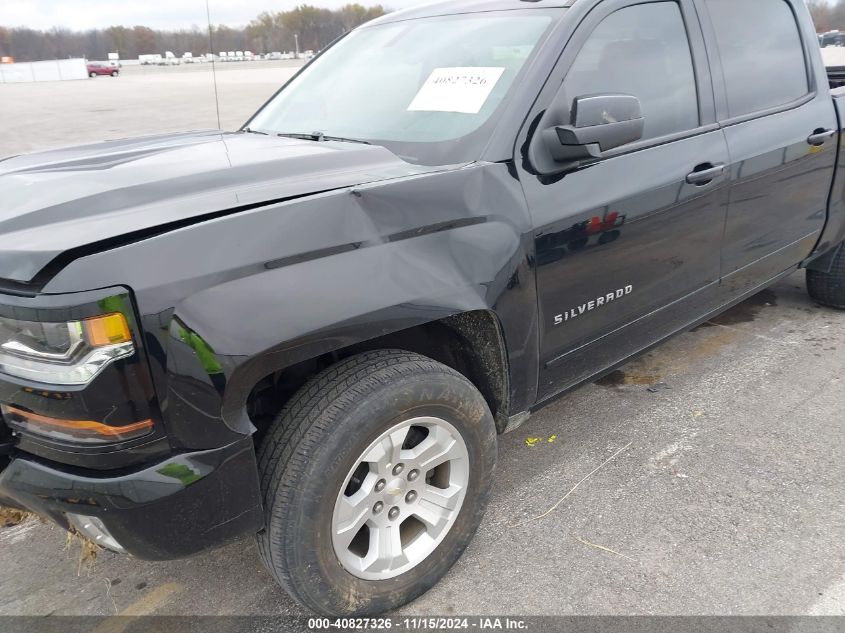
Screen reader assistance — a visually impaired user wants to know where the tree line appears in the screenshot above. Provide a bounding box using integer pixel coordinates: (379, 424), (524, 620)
(807, 0), (845, 32)
(0, 4), (386, 62)
(7, 1), (843, 64)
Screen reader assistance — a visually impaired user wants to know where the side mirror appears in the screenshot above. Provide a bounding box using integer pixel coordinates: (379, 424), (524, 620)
(542, 94), (644, 163)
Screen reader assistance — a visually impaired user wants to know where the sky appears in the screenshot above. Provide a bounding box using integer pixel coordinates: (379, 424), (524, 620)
(2, 0), (432, 31)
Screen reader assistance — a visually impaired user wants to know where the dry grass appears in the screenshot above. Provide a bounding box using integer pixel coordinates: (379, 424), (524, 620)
(65, 527), (100, 575)
(1, 506), (100, 573)
(0, 506), (32, 527)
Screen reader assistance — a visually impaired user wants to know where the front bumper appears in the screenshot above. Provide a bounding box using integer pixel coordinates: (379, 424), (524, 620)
(0, 437), (263, 560)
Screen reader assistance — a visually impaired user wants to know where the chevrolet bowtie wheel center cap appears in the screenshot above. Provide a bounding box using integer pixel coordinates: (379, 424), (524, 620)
(385, 478), (407, 500)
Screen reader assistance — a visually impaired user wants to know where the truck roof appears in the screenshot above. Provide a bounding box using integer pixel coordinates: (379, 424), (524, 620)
(372, 0), (575, 24)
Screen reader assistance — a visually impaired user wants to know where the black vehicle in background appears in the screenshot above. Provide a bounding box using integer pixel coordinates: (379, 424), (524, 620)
(1, 0), (844, 616)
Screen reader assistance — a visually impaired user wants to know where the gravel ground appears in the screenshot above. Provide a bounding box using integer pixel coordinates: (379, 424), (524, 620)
(0, 65), (843, 621)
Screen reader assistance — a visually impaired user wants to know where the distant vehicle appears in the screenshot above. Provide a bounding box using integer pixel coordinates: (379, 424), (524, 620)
(227, 51), (236, 61)
(86, 63), (118, 78)
(0, 56), (13, 64)
(820, 30), (845, 47)
(182, 53), (194, 63)
(138, 54), (162, 65)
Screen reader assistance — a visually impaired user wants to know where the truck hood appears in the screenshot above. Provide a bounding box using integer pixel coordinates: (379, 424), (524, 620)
(0, 131), (437, 285)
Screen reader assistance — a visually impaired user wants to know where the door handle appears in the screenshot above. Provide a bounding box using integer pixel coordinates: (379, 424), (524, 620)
(807, 129), (836, 146)
(686, 163), (726, 186)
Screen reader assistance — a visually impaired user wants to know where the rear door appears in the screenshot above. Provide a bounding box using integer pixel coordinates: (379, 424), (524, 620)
(517, 0), (730, 400)
(697, 0), (838, 295)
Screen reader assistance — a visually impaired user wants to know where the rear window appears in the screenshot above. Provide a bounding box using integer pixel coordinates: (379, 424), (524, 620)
(705, 0), (809, 118)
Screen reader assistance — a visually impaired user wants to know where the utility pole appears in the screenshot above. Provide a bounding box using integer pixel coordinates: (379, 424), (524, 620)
(294, 33), (299, 58)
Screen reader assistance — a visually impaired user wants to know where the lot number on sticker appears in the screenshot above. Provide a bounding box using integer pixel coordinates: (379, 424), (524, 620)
(408, 67), (506, 115)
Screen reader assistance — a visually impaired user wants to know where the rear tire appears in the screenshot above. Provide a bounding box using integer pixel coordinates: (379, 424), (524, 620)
(807, 246), (845, 309)
(256, 350), (497, 615)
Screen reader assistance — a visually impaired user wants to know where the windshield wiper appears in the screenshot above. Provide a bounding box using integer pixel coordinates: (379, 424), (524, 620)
(275, 131), (371, 145)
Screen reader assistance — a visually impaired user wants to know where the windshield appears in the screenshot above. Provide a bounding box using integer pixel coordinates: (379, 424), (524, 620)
(247, 10), (556, 165)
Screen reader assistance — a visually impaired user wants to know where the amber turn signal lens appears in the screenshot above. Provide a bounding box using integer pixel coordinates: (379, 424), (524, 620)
(83, 313), (132, 347)
(1, 404), (153, 444)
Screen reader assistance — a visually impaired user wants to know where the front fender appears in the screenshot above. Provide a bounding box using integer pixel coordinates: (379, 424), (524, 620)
(208, 218), (522, 432)
(43, 163), (539, 449)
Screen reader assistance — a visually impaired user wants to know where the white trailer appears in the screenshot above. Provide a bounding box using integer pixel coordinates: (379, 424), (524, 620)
(138, 54), (162, 65)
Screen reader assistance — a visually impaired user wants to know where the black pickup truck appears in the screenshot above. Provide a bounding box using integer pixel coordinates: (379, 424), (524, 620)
(1, 0), (844, 617)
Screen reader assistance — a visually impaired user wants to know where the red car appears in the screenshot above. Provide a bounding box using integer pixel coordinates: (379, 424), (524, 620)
(87, 63), (118, 77)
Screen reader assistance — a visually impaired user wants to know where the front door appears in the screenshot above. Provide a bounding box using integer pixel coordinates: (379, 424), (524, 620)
(518, 0), (730, 400)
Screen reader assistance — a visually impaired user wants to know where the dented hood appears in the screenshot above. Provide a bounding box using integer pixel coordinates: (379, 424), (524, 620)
(0, 130), (434, 284)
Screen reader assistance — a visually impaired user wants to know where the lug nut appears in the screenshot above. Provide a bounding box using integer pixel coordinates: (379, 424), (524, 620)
(407, 469), (420, 482)
(405, 490), (418, 504)
(392, 463), (404, 476)
(375, 479), (386, 492)
(373, 501), (384, 515)
(388, 506), (400, 521)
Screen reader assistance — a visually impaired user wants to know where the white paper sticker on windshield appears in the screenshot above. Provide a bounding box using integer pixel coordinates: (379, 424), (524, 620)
(407, 67), (506, 115)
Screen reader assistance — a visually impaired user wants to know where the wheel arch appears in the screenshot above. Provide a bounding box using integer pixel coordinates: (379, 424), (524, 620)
(238, 309), (513, 439)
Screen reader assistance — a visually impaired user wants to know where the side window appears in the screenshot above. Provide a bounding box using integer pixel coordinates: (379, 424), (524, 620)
(561, 2), (699, 141)
(705, 0), (809, 118)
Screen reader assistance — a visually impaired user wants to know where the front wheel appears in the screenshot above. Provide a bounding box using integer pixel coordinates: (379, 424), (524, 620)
(256, 350), (497, 615)
(111, 71), (118, 77)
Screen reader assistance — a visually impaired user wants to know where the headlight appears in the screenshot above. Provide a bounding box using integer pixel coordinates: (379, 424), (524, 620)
(0, 289), (161, 455)
(0, 312), (134, 385)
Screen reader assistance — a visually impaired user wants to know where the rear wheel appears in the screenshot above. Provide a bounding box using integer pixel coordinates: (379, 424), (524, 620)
(89, 72), (96, 78)
(111, 71), (118, 77)
(807, 246), (845, 309)
(256, 350), (497, 615)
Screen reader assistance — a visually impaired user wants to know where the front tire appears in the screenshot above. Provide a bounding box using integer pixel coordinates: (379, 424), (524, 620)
(256, 350), (497, 615)
(807, 245), (845, 309)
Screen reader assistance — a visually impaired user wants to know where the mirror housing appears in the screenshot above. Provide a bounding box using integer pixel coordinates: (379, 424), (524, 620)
(542, 94), (644, 163)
